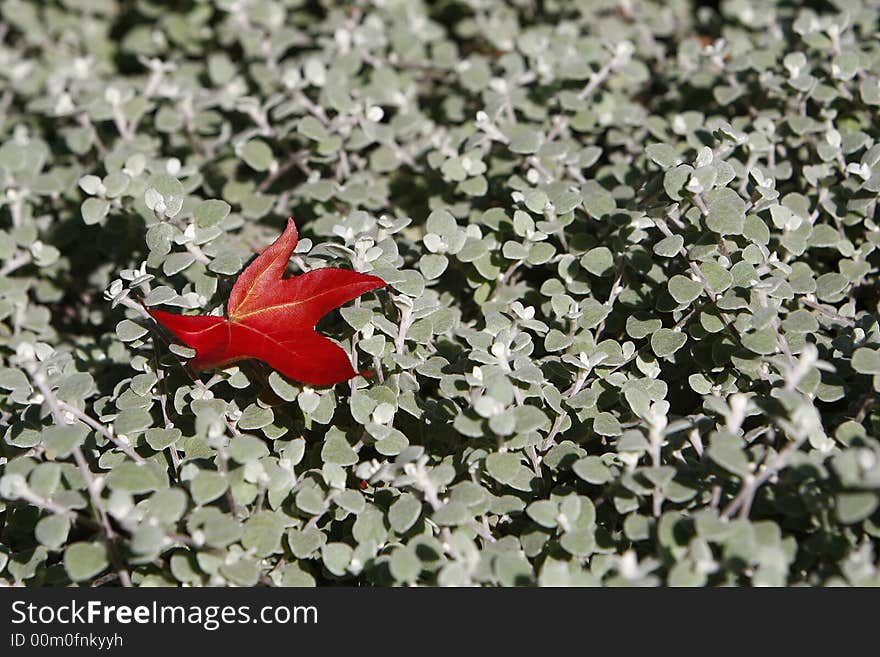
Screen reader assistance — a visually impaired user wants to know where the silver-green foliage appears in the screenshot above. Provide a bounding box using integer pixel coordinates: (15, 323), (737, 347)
(1, 0), (880, 587)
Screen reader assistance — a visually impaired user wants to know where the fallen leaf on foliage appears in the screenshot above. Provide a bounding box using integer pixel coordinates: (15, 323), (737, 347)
(150, 218), (385, 385)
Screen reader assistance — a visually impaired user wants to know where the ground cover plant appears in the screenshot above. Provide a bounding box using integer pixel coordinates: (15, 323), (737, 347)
(1, 0), (880, 587)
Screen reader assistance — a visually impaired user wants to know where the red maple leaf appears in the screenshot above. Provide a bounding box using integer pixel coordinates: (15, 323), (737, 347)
(149, 218), (386, 385)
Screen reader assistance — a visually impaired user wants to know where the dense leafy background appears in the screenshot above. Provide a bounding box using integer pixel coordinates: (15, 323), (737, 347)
(2, 0), (880, 586)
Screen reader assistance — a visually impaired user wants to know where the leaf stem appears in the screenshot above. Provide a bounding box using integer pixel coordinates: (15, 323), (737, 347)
(24, 361), (132, 587)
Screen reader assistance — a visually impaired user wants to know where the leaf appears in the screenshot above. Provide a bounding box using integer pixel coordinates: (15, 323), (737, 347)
(321, 432), (358, 465)
(653, 235), (684, 257)
(145, 427), (181, 450)
(852, 348), (880, 374)
(389, 494), (422, 533)
(486, 452), (533, 490)
(668, 275), (702, 305)
(242, 513), (285, 557)
(220, 558), (260, 586)
(42, 424), (88, 458)
(241, 139), (274, 171)
(389, 547), (421, 582)
(705, 187), (746, 235)
(708, 442), (751, 478)
(527, 500), (558, 528)
(593, 412), (622, 436)
(106, 462), (164, 494)
(505, 125), (542, 154)
(81, 198), (110, 225)
(836, 492), (878, 524)
(646, 143), (682, 168)
(64, 542), (109, 582)
(194, 199), (231, 228)
(560, 529), (595, 557)
(580, 247), (614, 276)
(35, 515), (69, 549)
(288, 527), (326, 558)
(148, 174), (185, 217)
(190, 471), (229, 505)
(150, 218), (386, 385)
(651, 329), (688, 357)
(322, 542), (353, 576)
(237, 404), (273, 431)
(582, 181), (616, 218)
(572, 456), (613, 485)
(228, 435), (269, 462)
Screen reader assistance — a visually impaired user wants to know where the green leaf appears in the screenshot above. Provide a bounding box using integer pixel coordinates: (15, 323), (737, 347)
(228, 435), (269, 463)
(103, 172), (130, 198)
(527, 500), (558, 528)
(505, 125), (542, 153)
(64, 542), (109, 582)
(664, 165), (692, 200)
(145, 427), (181, 450)
(486, 452), (522, 485)
(146, 489), (188, 525)
(220, 558), (260, 586)
(298, 116), (328, 141)
(654, 235), (684, 257)
(646, 143), (682, 168)
(241, 139), (274, 171)
(190, 471), (229, 505)
(242, 513), (285, 557)
(580, 247), (613, 276)
(389, 547), (422, 583)
(42, 424), (88, 458)
(668, 275), (702, 305)
(651, 329), (687, 357)
(295, 487), (326, 515)
(194, 199), (231, 228)
(780, 310), (818, 334)
(321, 432), (358, 466)
(419, 254), (448, 280)
(352, 506), (387, 544)
(836, 492), (878, 524)
(705, 187), (746, 235)
(514, 405), (549, 433)
(281, 563), (316, 587)
(560, 529), (595, 557)
(707, 443), (751, 478)
(389, 494), (422, 534)
(741, 327), (778, 355)
(81, 198), (110, 225)
(593, 412), (622, 436)
(852, 348), (880, 374)
(237, 404), (273, 431)
(321, 542), (353, 576)
(35, 515), (70, 549)
(288, 527), (326, 558)
(148, 174), (185, 217)
(573, 456), (613, 485)
(582, 182), (616, 218)
(106, 462), (164, 494)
